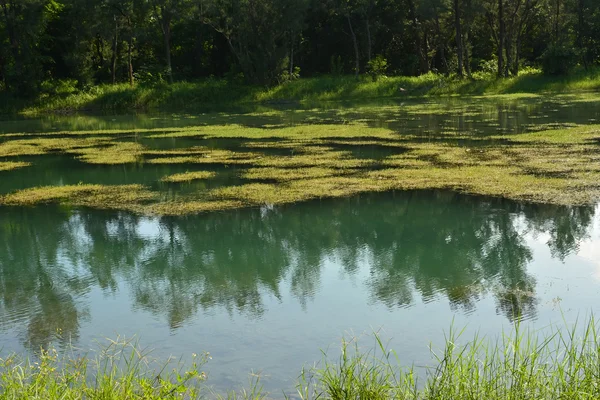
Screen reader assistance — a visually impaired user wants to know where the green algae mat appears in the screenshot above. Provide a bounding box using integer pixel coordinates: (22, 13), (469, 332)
(2, 95), (600, 214)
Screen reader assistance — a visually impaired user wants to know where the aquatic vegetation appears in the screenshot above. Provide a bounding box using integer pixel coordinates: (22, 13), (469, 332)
(70, 141), (145, 164)
(0, 338), (208, 400)
(0, 161), (31, 171)
(3, 318), (600, 399)
(161, 171), (217, 183)
(146, 148), (261, 165)
(242, 166), (351, 181)
(1, 107), (600, 214)
(143, 199), (244, 215)
(147, 123), (399, 141)
(299, 317), (600, 400)
(0, 184), (157, 210)
(0, 136), (112, 157)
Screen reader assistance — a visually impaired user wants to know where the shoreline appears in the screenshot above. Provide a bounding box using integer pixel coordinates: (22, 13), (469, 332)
(1, 68), (599, 116)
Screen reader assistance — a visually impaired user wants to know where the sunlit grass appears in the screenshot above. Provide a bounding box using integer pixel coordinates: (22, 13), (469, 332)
(11, 67), (600, 115)
(0, 337), (209, 400)
(294, 317), (600, 399)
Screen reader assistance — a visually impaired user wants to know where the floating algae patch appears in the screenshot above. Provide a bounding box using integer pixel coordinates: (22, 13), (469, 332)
(147, 123), (399, 141)
(242, 167), (354, 182)
(161, 171), (217, 183)
(142, 199), (244, 215)
(0, 161), (31, 171)
(210, 176), (388, 206)
(0, 136), (118, 159)
(69, 142), (145, 164)
(1, 119), (600, 214)
(0, 184), (157, 210)
(146, 148), (262, 166)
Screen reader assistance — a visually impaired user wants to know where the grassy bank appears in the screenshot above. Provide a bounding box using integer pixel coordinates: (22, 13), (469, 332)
(7, 67), (600, 115)
(2, 319), (600, 399)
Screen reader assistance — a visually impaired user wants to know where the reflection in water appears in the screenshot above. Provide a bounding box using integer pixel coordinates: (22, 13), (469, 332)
(0, 94), (599, 136)
(0, 191), (596, 351)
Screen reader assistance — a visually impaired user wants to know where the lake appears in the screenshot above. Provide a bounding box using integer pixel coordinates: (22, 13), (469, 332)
(1, 95), (600, 396)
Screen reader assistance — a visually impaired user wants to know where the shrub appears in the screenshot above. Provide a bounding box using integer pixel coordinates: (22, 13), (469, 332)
(279, 66), (301, 84)
(541, 43), (579, 75)
(366, 55), (388, 81)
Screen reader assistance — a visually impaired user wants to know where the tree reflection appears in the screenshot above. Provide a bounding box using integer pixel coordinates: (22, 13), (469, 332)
(0, 192), (596, 349)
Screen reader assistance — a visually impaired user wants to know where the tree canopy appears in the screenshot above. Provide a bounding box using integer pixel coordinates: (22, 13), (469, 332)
(0, 0), (599, 92)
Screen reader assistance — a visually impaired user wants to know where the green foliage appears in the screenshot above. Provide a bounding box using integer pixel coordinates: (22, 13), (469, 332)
(366, 55), (388, 81)
(15, 68), (600, 115)
(0, 0), (599, 92)
(541, 43), (580, 76)
(279, 66), (302, 84)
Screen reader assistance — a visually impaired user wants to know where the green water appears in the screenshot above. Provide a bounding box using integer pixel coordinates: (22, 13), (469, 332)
(1, 95), (600, 395)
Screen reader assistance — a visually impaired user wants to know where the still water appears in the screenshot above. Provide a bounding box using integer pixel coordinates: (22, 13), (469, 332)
(1, 95), (600, 395)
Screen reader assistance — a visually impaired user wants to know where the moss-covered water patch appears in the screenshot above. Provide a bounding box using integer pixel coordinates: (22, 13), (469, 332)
(0, 161), (31, 171)
(161, 171), (217, 183)
(1, 119), (599, 214)
(0, 184), (156, 210)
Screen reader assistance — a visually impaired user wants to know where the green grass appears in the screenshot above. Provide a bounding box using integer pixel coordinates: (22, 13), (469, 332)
(3, 318), (600, 399)
(297, 317), (600, 400)
(11, 67), (600, 115)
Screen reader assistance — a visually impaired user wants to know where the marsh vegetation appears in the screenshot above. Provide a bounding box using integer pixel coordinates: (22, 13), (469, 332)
(3, 318), (600, 399)
(2, 95), (600, 214)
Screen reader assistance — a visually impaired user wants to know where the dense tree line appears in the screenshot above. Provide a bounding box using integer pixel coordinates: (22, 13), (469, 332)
(1, 0), (599, 93)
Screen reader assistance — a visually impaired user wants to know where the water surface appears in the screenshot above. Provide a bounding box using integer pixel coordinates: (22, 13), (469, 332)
(1, 96), (600, 395)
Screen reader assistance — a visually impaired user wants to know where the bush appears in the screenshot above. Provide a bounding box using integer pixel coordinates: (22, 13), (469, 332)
(541, 43), (579, 76)
(278, 66), (301, 84)
(366, 55), (388, 81)
(39, 79), (79, 96)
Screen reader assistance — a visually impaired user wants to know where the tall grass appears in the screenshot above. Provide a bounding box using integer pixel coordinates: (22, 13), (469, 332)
(14, 66), (600, 115)
(0, 337), (209, 399)
(296, 317), (600, 400)
(2, 318), (600, 399)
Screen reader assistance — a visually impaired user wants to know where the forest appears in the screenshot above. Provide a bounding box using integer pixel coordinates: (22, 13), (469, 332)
(1, 0), (599, 96)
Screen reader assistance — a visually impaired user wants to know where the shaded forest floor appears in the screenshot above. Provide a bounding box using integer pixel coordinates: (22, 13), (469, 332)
(2, 67), (600, 115)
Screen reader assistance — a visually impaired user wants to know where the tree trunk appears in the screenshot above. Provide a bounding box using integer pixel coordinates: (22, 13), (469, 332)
(407, 0), (428, 74)
(554, 0), (560, 41)
(434, 11), (448, 74)
(290, 36), (294, 77)
(128, 36), (134, 86)
(513, 34), (520, 75)
(577, 0), (587, 68)
(505, 31), (512, 77)
(454, 0), (464, 77)
(464, 32), (472, 77)
(366, 18), (372, 62)
(111, 16), (118, 84)
(164, 22), (173, 83)
(347, 14), (360, 78)
(498, 0), (505, 78)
